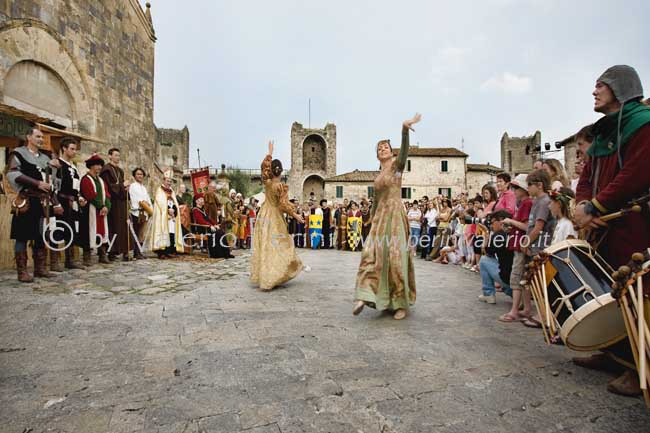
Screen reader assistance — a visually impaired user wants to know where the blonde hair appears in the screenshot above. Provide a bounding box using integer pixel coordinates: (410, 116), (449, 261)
(543, 159), (570, 188)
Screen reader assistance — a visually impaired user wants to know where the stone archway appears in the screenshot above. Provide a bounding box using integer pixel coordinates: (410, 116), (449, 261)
(303, 174), (324, 203)
(0, 21), (95, 133)
(302, 134), (327, 172)
(4, 60), (74, 127)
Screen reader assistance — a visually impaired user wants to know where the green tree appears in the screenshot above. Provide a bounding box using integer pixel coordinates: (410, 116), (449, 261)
(226, 166), (254, 198)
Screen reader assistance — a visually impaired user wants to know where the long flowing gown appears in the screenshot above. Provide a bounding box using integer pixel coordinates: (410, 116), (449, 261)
(250, 154), (303, 290)
(354, 126), (416, 310)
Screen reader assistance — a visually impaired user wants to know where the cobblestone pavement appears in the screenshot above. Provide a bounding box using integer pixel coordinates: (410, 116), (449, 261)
(1, 249), (649, 433)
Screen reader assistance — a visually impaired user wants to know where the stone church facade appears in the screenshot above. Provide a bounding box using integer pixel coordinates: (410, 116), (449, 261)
(0, 1), (187, 182)
(0, 1), (189, 267)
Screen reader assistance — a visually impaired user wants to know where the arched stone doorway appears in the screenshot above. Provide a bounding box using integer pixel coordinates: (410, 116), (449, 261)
(303, 174), (324, 203)
(302, 134), (327, 172)
(3, 60), (74, 128)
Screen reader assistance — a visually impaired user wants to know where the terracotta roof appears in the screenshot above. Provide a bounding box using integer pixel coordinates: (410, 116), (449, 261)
(466, 163), (503, 173)
(391, 146), (467, 157)
(325, 169), (379, 182)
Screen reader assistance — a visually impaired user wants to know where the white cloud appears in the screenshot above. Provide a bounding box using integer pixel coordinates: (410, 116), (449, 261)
(480, 72), (532, 94)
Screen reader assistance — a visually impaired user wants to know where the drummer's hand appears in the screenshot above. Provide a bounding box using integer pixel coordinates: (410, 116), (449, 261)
(575, 203), (607, 229)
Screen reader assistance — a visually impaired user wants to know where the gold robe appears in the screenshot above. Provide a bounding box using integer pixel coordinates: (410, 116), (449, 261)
(250, 154), (303, 290)
(145, 186), (184, 253)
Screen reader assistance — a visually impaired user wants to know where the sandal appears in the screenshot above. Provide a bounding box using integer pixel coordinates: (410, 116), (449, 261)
(498, 313), (520, 323)
(522, 317), (542, 329)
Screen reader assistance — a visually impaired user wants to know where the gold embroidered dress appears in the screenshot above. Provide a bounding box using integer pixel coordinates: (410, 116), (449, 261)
(250, 155), (303, 290)
(355, 126), (416, 310)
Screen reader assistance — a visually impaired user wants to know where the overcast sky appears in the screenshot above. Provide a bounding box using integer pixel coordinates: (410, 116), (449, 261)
(144, 0), (649, 173)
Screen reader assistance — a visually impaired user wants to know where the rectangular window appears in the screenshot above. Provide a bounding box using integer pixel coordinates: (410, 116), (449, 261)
(401, 187), (411, 199)
(367, 186), (374, 198)
(406, 160), (411, 172)
(441, 160), (448, 172)
(336, 186), (343, 198)
(438, 188), (451, 198)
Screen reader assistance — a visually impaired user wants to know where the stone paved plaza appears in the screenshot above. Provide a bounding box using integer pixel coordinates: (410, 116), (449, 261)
(1, 249), (649, 433)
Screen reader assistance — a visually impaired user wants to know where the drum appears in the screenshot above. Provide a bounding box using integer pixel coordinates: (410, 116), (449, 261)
(536, 239), (626, 351)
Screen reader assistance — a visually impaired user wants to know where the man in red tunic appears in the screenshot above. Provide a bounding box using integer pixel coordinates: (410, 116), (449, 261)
(573, 65), (650, 397)
(79, 154), (112, 265)
(191, 194), (232, 259)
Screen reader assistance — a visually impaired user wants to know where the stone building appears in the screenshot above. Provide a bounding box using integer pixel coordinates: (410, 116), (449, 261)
(0, 1), (189, 267)
(156, 125), (190, 175)
(466, 163), (503, 197)
(324, 146), (470, 202)
(397, 146), (468, 199)
(500, 130), (542, 175)
(287, 122), (337, 202)
(323, 170), (378, 203)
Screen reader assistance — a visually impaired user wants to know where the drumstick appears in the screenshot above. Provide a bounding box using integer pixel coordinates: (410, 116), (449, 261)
(541, 265), (553, 331)
(620, 294), (650, 406)
(639, 275), (647, 390)
(627, 283), (650, 361)
(600, 204), (642, 222)
(529, 273), (551, 344)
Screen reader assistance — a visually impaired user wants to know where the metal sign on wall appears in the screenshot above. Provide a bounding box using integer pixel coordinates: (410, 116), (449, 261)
(0, 112), (32, 138)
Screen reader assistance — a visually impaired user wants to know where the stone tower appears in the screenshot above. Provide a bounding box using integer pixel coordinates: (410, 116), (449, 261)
(288, 122), (337, 202)
(500, 130), (542, 175)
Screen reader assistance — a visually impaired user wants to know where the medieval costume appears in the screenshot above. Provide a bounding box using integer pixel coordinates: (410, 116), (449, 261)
(574, 65), (650, 396)
(100, 161), (129, 260)
(347, 207), (363, 252)
(192, 194), (232, 259)
(250, 154), (303, 291)
(361, 204), (372, 241)
(322, 205), (332, 249)
(245, 204), (256, 248)
(55, 154), (83, 269)
(335, 207), (348, 250)
(204, 189), (221, 223)
(79, 154), (112, 265)
(218, 188), (235, 247)
(147, 174), (184, 259)
(8, 145), (62, 281)
(129, 179), (153, 259)
(354, 124), (417, 313)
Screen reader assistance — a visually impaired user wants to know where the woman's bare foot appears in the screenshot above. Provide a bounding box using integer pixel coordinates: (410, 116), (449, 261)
(393, 309), (407, 320)
(352, 300), (365, 316)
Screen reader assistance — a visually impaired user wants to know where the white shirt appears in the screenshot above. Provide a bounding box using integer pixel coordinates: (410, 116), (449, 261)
(424, 208), (438, 227)
(407, 208), (422, 229)
(167, 199), (176, 234)
(552, 217), (577, 244)
(315, 208), (323, 216)
(129, 182), (152, 218)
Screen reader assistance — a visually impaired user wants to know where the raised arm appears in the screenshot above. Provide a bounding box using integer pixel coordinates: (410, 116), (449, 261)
(395, 113), (421, 172)
(260, 140), (274, 183)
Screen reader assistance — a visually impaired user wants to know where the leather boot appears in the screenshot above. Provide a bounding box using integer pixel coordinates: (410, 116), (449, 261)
(572, 353), (623, 374)
(49, 250), (64, 272)
(607, 370), (642, 397)
(82, 249), (93, 267)
(65, 248), (84, 269)
(15, 251), (33, 283)
(98, 245), (110, 264)
(33, 249), (54, 278)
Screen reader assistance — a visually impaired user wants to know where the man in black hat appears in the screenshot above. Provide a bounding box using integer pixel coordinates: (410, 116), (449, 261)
(574, 65), (650, 397)
(80, 154), (112, 265)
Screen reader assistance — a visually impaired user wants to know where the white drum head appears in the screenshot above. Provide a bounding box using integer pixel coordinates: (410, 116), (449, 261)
(560, 294), (627, 351)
